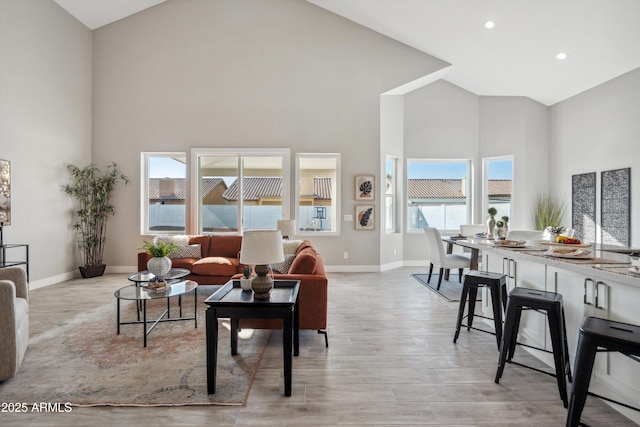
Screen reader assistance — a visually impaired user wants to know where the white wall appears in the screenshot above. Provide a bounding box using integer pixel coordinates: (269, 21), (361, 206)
(0, 0), (92, 285)
(91, 0), (448, 269)
(480, 97), (550, 231)
(403, 80), (480, 262)
(550, 67), (640, 246)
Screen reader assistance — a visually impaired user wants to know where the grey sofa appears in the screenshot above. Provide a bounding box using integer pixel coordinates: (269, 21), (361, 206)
(0, 267), (29, 381)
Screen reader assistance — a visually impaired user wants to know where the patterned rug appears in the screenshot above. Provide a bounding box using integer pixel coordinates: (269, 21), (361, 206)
(0, 292), (271, 407)
(411, 273), (479, 302)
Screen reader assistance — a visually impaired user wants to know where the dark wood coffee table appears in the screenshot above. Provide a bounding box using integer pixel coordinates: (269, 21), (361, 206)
(204, 279), (300, 396)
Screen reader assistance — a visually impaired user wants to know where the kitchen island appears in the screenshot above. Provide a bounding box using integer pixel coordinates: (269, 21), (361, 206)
(446, 237), (640, 423)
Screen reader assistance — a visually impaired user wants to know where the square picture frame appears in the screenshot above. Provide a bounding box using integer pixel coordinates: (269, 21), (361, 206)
(355, 175), (374, 201)
(355, 205), (374, 230)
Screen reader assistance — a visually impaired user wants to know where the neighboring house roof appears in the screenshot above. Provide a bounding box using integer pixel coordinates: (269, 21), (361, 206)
(222, 177), (332, 201)
(408, 179), (512, 200)
(149, 178), (225, 201)
(223, 177), (282, 201)
(408, 179), (465, 199)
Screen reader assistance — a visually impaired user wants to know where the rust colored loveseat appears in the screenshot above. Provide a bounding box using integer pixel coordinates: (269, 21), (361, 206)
(137, 236), (328, 332)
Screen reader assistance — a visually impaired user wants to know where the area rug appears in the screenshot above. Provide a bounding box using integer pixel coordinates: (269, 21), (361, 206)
(0, 293), (271, 407)
(411, 273), (479, 302)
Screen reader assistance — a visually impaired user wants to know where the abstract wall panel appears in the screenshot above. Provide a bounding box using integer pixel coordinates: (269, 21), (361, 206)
(572, 172), (596, 242)
(601, 168), (630, 246)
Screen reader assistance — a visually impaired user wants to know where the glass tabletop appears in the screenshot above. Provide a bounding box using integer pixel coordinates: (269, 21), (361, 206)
(114, 280), (198, 301)
(128, 268), (190, 283)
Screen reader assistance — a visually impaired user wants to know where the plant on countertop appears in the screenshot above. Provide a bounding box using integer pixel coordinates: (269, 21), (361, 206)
(140, 240), (178, 257)
(496, 220), (505, 228)
(546, 226), (566, 236)
(501, 216), (509, 224)
(63, 163), (129, 277)
(532, 193), (566, 231)
(488, 207), (498, 216)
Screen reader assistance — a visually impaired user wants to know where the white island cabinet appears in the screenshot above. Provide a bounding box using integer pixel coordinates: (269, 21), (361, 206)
(467, 240), (640, 424)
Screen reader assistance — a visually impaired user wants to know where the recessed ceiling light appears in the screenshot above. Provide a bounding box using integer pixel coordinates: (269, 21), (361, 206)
(556, 52), (568, 60)
(484, 21), (495, 29)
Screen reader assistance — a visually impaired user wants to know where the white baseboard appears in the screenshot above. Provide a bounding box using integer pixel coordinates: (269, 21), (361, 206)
(30, 271), (78, 290)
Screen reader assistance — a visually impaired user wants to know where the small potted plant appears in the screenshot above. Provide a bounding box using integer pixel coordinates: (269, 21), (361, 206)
(240, 265), (253, 291)
(140, 240), (177, 284)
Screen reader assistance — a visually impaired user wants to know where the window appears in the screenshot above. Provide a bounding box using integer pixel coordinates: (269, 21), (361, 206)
(191, 149), (290, 234)
(407, 159), (471, 232)
(295, 154), (340, 235)
(483, 156), (513, 221)
(385, 156), (398, 233)
(141, 153), (187, 234)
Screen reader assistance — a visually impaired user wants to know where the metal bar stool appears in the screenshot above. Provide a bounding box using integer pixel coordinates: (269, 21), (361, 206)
(453, 270), (507, 348)
(495, 287), (573, 408)
(566, 316), (640, 427)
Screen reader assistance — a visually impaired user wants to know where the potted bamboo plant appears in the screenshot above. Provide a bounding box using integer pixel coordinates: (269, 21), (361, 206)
(63, 163), (129, 278)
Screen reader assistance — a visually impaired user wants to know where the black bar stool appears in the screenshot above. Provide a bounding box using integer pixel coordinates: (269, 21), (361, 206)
(566, 316), (640, 427)
(495, 287), (572, 408)
(453, 270), (507, 348)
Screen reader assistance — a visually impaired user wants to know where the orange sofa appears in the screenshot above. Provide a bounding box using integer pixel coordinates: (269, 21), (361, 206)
(137, 236), (328, 332)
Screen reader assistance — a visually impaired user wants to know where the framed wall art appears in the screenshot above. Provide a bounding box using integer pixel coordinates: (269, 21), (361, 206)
(0, 159), (10, 225)
(571, 172), (596, 242)
(355, 205), (374, 230)
(601, 167), (630, 246)
(355, 175), (374, 201)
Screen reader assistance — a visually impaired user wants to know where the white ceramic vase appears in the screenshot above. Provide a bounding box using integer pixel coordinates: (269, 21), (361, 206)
(487, 215), (496, 239)
(147, 256), (172, 280)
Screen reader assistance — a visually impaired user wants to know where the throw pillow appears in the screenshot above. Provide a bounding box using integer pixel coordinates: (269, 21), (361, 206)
(168, 244), (202, 259)
(270, 254), (296, 274)
(282, 240), (303, 256)
(153, 234), (191, 247)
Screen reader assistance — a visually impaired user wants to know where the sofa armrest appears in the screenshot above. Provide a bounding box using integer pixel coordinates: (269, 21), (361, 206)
(0, 267), (28, 300)
(138, 252), (152, 272)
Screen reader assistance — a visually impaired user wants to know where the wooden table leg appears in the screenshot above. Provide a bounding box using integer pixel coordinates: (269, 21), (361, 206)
(283, 312), (293, 396)
(445, 241), (454, 280)
(230, 318), (239, 355)
(470, 248), (479, 270)
(206, 309), (218, 394)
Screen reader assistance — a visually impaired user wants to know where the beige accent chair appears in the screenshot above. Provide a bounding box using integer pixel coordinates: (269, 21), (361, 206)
(0, 267), (29, 381)
(423, 227), (471, 289)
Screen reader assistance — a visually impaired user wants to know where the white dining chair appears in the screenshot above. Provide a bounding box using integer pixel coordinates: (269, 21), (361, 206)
(506, 230), (543, 244)
(423, 227), (471, 289)
(460, 224), (486, 237)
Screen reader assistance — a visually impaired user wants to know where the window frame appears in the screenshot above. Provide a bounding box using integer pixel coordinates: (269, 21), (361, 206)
(294, 153), (341, 236)
(406, 158), (472, 233)
(482, 155), (514, 223)
(385, 155), (399, 233)
(190, 148), (290, 235)
(140, 152), (187, 235)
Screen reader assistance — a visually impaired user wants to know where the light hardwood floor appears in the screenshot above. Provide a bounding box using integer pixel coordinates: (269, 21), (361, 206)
(1, 268), (636, 426)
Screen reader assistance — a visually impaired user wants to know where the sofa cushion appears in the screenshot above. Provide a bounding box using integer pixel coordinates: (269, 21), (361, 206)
(296, 240), (315, 256)
(208, 235), (242, 258)
(169, 244), (202, 259)
(168, 258), (198, 270)
(191, 257), (239, 276)
(289, 247), (317, 274)
(188, 235), (211, 257)
(270, 254), (296, 274)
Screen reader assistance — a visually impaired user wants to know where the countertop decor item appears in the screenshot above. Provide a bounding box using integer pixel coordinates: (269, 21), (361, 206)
(63, 163), (129, 278)
(487, 207), (497, 240)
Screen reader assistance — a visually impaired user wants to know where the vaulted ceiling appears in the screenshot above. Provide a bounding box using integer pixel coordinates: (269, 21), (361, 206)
(54, 0), (640, 106)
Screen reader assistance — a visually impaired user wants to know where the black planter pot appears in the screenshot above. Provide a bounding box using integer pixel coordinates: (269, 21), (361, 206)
(79, 264), (106, 278)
